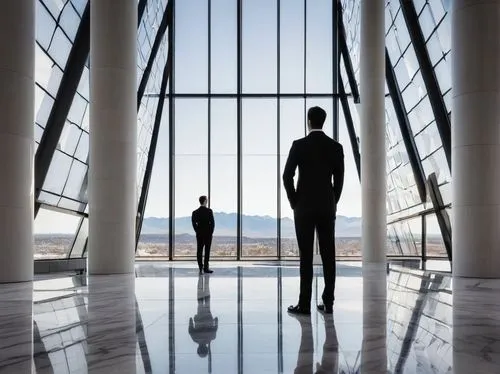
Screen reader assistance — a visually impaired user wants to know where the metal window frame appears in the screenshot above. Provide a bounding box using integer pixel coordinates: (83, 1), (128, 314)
(168, 0), (176, 261)
(399, 0), (451, 169)
(236, 0), (243, 260)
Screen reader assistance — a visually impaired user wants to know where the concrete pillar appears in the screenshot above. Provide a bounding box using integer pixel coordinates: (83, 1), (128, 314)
(452, 0), (500, 278)
(0, 1), (35, 282)
(89, 0), (137, 274)
(360, 0), (386, 264)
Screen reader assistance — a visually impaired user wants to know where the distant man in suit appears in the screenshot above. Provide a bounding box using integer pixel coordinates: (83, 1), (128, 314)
(283, 106), (345, 315)
(192, 195), (215, 274)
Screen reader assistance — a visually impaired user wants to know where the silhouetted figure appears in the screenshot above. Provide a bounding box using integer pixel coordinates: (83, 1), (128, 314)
(284, 106), (345, 315)
(189, 275), (218, 373)
(292, 314), (339, 374)
(293, 315), (314, 374)
(192, 195), (215, 274)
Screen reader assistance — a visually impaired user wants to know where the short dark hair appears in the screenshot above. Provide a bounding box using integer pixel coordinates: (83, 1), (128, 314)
(197, 344), (209, 357)
(199, 195), (207, 205)
(307, 106), (327, 129)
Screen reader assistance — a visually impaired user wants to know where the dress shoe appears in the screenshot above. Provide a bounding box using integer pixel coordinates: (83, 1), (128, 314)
(204, 268), (214, 274)
(199, 269), (203, 275)
(287, 304), (311, 315)
(317, 304), (333, 314)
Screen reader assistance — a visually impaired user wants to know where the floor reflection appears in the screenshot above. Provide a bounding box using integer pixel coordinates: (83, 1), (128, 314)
(188, 275), (218, 372)
(1, 261), (500, 373)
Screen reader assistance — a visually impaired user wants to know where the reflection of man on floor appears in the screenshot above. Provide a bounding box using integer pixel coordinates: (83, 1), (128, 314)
(189, 275), (218, 372)
(293, 315), (339, 374)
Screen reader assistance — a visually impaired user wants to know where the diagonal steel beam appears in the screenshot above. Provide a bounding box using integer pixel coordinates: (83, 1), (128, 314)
(385, 49), (427, 202)
(138, 0), (148, 26)
(337, 0), (360, 103)
(338, 73), (361, 179)
(399, 0), (451, 169)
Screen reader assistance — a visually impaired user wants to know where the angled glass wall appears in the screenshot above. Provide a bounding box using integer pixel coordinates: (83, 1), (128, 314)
(340, 0), (451, 259)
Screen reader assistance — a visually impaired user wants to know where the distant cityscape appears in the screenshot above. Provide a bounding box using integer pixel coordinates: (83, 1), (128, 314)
(34, 213), (447, 259)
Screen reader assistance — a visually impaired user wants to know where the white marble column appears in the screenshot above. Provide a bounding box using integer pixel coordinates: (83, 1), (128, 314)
(0, 1), (35, 283)
(452, 0), (500, 278)
(89, 0), (137, 274)
(360, 0), (386, 264)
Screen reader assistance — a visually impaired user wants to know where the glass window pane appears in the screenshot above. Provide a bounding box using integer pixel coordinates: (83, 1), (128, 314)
(60, 3), (80, 40)
(425, 214), (447, 257)
(36, 95), (54, 129)
(175, 99), (208, 155)
(242, 99), (277, 256)
(70, 217), (88, 258)
(338, 99), (361, 256)
(174, 156), (208, 256)
(44, 151), (73, 195)
(35, 208), (80, 259)
(74, 131), (89, 163)
(211, 0), (237, 93)
(210, 99), (237, 257)
(59, 123), (81, 156)
(62, 160), (87, 201)
(48, 27), (72, 69)
(175, 0), (208, 93)
(242, 0), (277, 93)
(280, 99), (305, 256)
(306, 0), (333, 93)
(280, 0), (305, 93)
(139, 101), (170, 257)
(387, 217), (421, 256)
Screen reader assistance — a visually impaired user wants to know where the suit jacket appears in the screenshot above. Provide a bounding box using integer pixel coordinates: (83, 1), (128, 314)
(283, 131), (345, 212)
(192, 206), (215, 236)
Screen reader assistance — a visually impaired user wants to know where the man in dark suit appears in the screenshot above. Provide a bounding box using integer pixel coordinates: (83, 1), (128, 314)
(192, 196), (215, 274)
(283, 106), (345, 315)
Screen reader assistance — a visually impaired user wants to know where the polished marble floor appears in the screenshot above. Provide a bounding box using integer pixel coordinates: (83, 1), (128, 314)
(0, 261), (499, 373)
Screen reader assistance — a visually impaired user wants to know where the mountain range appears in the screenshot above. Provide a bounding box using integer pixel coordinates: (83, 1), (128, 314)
(142, 212), (361, 238)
